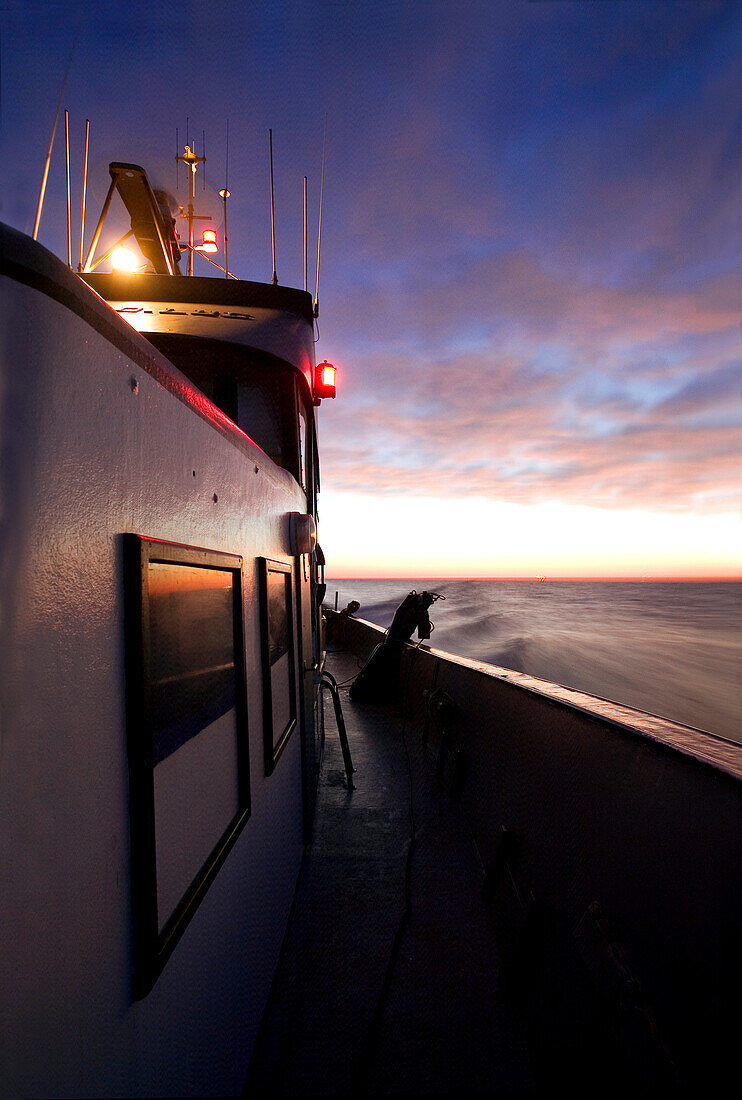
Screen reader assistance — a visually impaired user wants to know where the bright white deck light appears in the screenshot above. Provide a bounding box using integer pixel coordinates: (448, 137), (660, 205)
(111, 247), (138, 272)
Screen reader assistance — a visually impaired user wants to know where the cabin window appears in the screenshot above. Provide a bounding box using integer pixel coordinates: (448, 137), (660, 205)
(125, 535), (250, 995)
(236, 373), (287, 467)
(145, 334), (305, 481)
(259, 558), (297, 773)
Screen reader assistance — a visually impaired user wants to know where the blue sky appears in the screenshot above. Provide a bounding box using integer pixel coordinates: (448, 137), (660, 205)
(2, 1), (741, 575)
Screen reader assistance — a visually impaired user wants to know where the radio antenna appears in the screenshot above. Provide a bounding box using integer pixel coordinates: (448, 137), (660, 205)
(175, 127), (179, 190)
(78, 118), (89, 271)
(303, 176), (308, 292)
(314, 113), (327, 316)
(269, 128), (278, 285)
(203, 129), (206, 190)
(64, 110), (72, 267)
(225, 118), (230, 192)
(219, 119), (230, 280)
(33, 36), (77, 240)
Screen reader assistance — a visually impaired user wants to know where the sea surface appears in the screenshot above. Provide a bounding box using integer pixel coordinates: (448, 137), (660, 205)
(325, 579), (741, 744)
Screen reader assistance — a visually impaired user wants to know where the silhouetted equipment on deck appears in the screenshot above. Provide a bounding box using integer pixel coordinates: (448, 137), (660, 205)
(349, 590), (444, 704)
(325, 599), (360, 646)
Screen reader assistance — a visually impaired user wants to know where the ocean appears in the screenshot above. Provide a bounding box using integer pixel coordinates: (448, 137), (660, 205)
(325, 579), (741, 745)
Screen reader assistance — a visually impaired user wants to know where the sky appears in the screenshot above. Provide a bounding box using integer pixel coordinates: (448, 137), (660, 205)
(2, 0), (741, 578)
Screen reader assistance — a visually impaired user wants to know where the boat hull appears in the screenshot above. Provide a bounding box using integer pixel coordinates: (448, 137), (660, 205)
(1, 226), (312, 1097)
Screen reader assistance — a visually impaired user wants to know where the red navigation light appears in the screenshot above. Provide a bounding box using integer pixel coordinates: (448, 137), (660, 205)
(314, 360), (337, 400)
(201, 228), (218, 253)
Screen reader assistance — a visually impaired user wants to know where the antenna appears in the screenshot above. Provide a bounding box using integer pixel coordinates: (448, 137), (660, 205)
(303, 176), (308, 292)
(203, 129), (206, 190)
(78, 118), (89, 271)
(314, 113), (327, 315)
(269, 128), (277, 285)
(175, 127), (179, 190)
(219, 188), (231, 279)
(219, 119), (230, 280)
(64, 109), (71, 268)
(33, 36), (77, 240)
(225, 118), (229, 192)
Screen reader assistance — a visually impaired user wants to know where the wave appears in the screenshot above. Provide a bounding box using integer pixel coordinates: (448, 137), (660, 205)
(327, 579), (741, 743)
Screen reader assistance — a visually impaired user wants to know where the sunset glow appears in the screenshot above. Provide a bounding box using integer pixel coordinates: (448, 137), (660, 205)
(320, 492), (742, 580)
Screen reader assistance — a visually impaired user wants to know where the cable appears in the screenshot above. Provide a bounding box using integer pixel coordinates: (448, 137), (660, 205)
(331, 667), (363, 688)
(322, 648), (365, 688)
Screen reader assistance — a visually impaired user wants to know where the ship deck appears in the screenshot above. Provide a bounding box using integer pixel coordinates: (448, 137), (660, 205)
(244, 646), (535, 1095)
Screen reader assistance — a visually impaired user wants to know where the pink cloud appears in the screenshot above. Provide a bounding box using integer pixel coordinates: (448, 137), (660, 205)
(319, 304), (742, 514)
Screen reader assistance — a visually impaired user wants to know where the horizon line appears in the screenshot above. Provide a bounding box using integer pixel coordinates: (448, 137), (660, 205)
(324, 574), (742, 582)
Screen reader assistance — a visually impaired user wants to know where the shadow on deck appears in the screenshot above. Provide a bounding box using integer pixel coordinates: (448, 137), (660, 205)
(244, 647), (534, 1095)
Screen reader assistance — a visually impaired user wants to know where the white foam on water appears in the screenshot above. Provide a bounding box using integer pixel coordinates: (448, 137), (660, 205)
(327, 579), (741, 743)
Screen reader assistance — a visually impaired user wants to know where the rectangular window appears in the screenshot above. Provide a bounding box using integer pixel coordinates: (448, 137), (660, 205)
(259, 558), (297, 773)
(126, 536), (250, 996)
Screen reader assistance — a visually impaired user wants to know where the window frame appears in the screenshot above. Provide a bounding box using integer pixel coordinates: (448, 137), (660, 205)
(258, 557), (298, 774)
(125, 534), (251, 997)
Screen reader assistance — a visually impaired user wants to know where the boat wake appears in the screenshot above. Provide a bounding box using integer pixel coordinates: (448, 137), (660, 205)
(328, 579), (741, 743)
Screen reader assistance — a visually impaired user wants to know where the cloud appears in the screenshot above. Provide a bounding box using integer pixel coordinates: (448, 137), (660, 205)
(319, 249), (742, 515)
(654, 359), (742, 415)
(7, 0), (740, 529)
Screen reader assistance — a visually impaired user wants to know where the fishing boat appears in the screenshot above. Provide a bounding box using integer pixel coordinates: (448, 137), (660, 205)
(1, 142), (740, 1097)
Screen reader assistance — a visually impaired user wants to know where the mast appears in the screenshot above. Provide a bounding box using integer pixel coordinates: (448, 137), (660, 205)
(175, 144), (207, 276)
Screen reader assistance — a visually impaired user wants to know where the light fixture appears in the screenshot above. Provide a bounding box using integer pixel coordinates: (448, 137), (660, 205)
(288, 512), (317, 555)
(199, 228), (218, 253)
(111, 246), (138, 272)
(314, 360), (337, 401)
